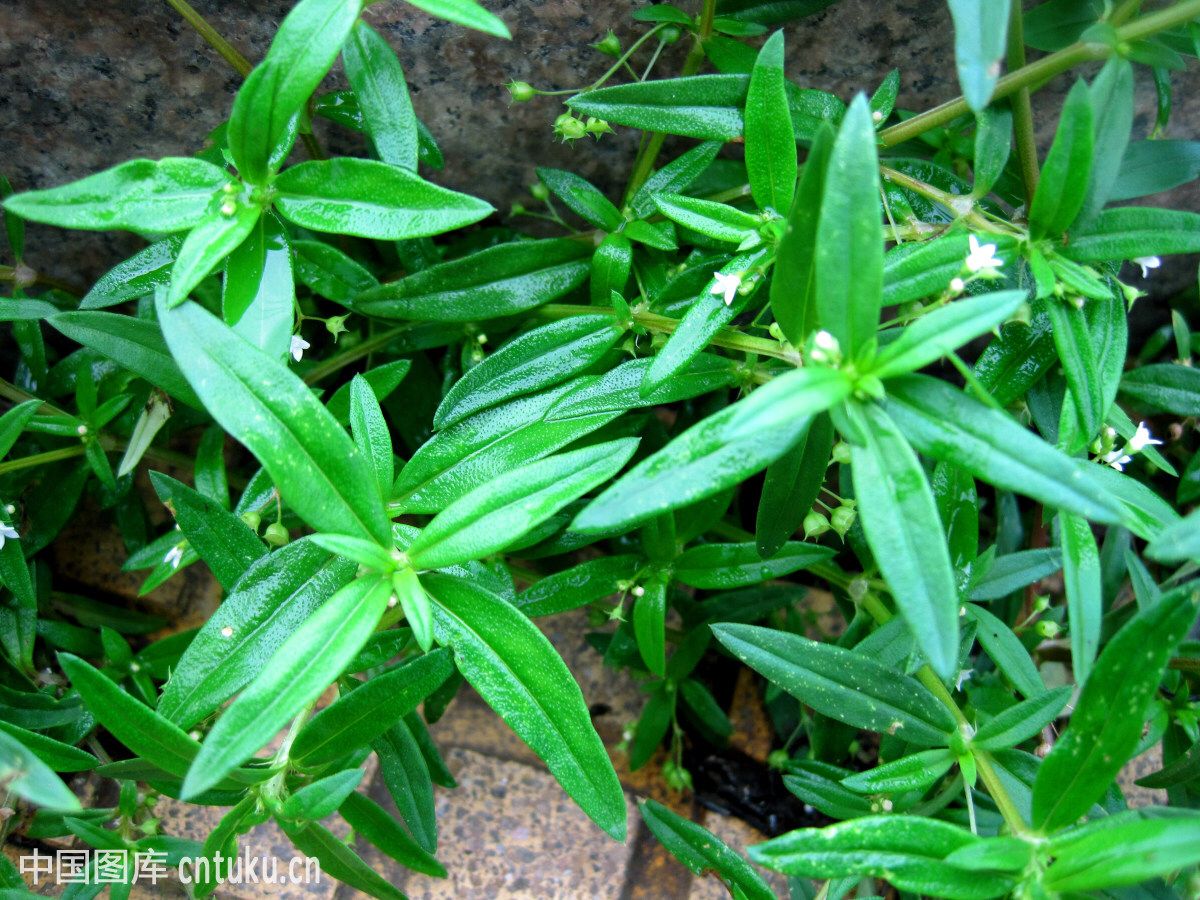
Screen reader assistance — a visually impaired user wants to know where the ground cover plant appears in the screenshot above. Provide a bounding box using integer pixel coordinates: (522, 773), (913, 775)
(2, 0), (1200, 896)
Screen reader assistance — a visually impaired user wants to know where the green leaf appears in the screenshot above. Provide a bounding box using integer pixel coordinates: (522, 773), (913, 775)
(60, 653), (199, 778)
(433, 315), (623, 429)
(280, 769), (364, 822)
(182, 575), (391, 798)
(0, 721), (95, 773)
(745, 31), (796, 212)
(674, 541), (834, 589)
(1136, 736), (1200, 789)
(1064, 206), (1200, 262)
(338, 791), (446, 877)
(972, 686), (1072, 751)
(841, 748), (955, 793)
(770, 122), (834, 345)
(884, 375), (1138, 531)
(150, 471), (265, 590)
(640, 799), (775, 900)
(1059, 512), (1101, 684)
(226, 0), (361, 184)
(0, 399), (39, 463)
(1045, 298), (1103, 445)
(292, 239), (379, 304)
(1146, 508), (1200, 563)
(1045, 813), (1200, 893)
(0, 729), (80, 810)
(167, 198), (260, 307)
(516, 555), (641, 617)
(290, 650), (453, 766)
(273, 158), (492, 240)
(574, 367), (851, 534)
(749, 815), (1015, 898)
(1076, 57), (1134, 228)
(972, 106), (1013, 197)
(850, 402), (959, 679)
(325, 359), (412, 424)
(47, 312), (202, 409)
(815, 95), (882, 354)
(652, 194), (761, 244)
(349, 375), (393, 501)
(630, 142), (721, 219)
(423, 573), (627, 839)
(632, 579), (668, 676)
(1112, 139), (1200, 201)
(222, 213), (294, 358)
(403, 0), (511, 38)
(947, 0), (1012, 112)
(2, 158), (228, 233)
(1032, 582), (1200, 831)
(344, 21), (418, 170)
(278, 819), (406, 900)
(158, 298), (391, 544)
(1119, 362), (1200, 416)
(373, 714), (438, 851)
(755, 414), (834, 560)
(353, 238), (590, 321)
(158, 539), (356, 729)
(536, 168), (622, 231)
(711, 623), (957, 744)
(1029, 80), (1094, 238)
(874, 290), (1025, 379)
(407, 439), (638, 569)
(967, 548), (1062, 601)
(716, 0), (838, 25)
(81, 235), (184, 309)
(590, 234), (632, 305)
(308, 533), (396, 570)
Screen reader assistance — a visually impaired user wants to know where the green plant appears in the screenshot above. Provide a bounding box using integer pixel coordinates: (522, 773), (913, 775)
(2, 0), (1200, 895)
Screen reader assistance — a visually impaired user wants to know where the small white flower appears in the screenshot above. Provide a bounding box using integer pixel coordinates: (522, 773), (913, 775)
(164, 545), (185, 569)
(955, 669), (973, 691)
(290, 334), (311, 362)
(1128, 421), (1163, 454)
(810, 329), (842, 365)
(949, 277), (965, 294)
(1101, 449), (1132, 471)
(710, 271), (742, 307)
(1133, 256), (1161, 278)
(0, 522), (18, 550)
(965, 234), (1003, 274)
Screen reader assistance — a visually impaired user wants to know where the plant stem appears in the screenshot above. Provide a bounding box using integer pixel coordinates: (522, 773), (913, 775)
(879, 0), (1200, 148)
(0, 266), (85, 297)
(163, 0), (252, 76)
(1006, 1), (1040, 202)
(0, 445), (86, 475)
(860, 594), (1030, 836)
(302, 325), (415, 385)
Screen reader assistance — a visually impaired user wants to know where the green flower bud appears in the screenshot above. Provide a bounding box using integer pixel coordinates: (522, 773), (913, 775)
(593, 30), (622, 57)
(767, 749), (789, 771)
(1034, 619), (1060, 639)
(830, 505), (857, 537)
(325, 314), (350, 341)
(803, 510), (830, 538)
(530, 182), (550, 202)
(584, 117), (615, 139)
(506, 80), (537, 103)
(553, 112), (587, 142)
(240, 511), (261, 533)
(660, 24), (683, 44)
(831, 441), (852, 464)
(263, 522), (289, 548)
(662, 759), (693, 793)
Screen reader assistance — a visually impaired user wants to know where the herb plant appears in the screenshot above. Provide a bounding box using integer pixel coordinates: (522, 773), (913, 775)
(2, 0), (1200, 896)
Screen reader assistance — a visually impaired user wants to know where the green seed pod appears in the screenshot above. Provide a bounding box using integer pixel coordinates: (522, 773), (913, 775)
(593, 30), (621, 57)
(506, 80), (537, 103)
(263, 522), (289, 548)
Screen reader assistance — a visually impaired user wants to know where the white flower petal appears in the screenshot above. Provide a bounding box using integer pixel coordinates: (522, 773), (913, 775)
(289, 335), (311, 362)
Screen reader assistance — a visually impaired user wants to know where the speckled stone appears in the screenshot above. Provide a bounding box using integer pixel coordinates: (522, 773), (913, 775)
(1117, 744), (1168, 809)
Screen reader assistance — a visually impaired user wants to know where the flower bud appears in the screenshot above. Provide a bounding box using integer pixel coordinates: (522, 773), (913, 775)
(530, 182), (550, 202)
(240, 511), (261, 533)
(831, 441), (852, 464)
(830, 505), (857, 537)
(803, 510), (830, 538)
(553, 112), (587, 142)
(949, 277), (965, 294)
(325, 314), (349, 341)
(1034, 619), (1060, 639)
(660, 25), (683, 44)
(263, 522), (289, 548)
(506, 80), (537, 103)
(584, 117), (614, 139)
(593, 30), (621, 57)
(662, 759), (693, 793)
(767, 749), (789, 770)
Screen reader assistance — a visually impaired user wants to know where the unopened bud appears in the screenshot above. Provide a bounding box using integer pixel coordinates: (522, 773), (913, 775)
(830, 505), (857, 537)
(530, 182), (550, 202)
(831, 441), (852, 465)
(767, 749), (789, 770)
(553, 113), (587, 142)
(240, 511), (261, 532)
(871, 109), (884, 124)
(506, 80), (537, 103)
(949, 277), (965, 294)
(584, 117), (614, 139)
(263, 522), (289, 548)
(660, 25), (683, 44)
(593, 30), (621, 57)
(803, 510), (830, 538)
(1035, 619), (1060, 639)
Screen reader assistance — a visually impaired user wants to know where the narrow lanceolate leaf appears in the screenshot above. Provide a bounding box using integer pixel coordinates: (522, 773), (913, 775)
(744, 31), (796, 212)
(1119, 363), (1200, 417)
(182, 576), (392, 798)
(756, 413), (834, 558)
(0, 730), (80, 810)
(339, 792), (446, 878)
(884, 375), (1136, 531)
(629, 141), (721, 219)
(673, 541), (835, 589)
(633, 579), (668, 676)
(2, 158), (228, 233)
(1147, 508), (1200, 563)
(403, 0), (511, 38)
(841, 749), (956, 794)
(851, 403), (959, 680)
(434, 315), (624, 428)
(423, 573), (627, 839)
(407, 439), (638, 569)
(47, 312), (201, 409)
(640, 800), (775, 900)
(278, 820), (406, 900)
(344, 21), (418, 170)
(873, 290), (1025, 379)
(158, 540), (356, 729)
(1059, 513), (1101, 685)
(81, 235), (184, 309)
(150, 472), (265, 590)
(226, 0), (361, 184)
(947, 0), (1011, 112)
(167, 199), (260, 307)
(711, 624), (957, 745)
(1064, 207), (1200, 262)
(1045, 814), (1200, 893)
(290, 650), (453, 766)
(1032, 582), (1200, 831)
(574, 367), (852, 534)
(516, 554), (641, 617)
(972, 686), (1073, 751)
(222, 213), (294, 359)
(292, 240), (379, 304)
(1076, 57), (1134, 229)
(652, 195), (761, 244)
(349, 375), (393, 500)
(1045, 298), (1103, 445)
(1029, 80), (1094, 239)
(353, 239), (590, 321)
(535, 168), (622, 231)
(60, 654), (200, 778)
(815, 95), (882, 354)
(273, 158), (492, 240)
(748, 816), (1016, 899)
(157, 298), (391, 545)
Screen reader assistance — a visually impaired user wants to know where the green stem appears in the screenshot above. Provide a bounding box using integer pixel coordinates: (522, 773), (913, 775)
(860, 594), (1029, 835)
(879, 0), (1200, 148)
(163, 0), (252, 76)
(1006, 1), (1040, 203)
(302, 325), (415, 385)
(0, 445), (86, 475)
(0, 266), (84, 297)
